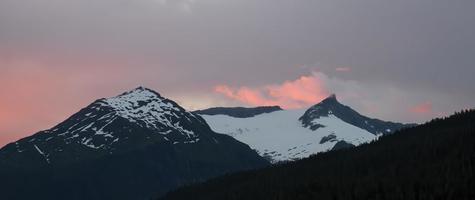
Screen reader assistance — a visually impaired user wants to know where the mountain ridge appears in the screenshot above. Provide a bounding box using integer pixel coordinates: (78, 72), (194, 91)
(193, 106), (283, 118)
(0, 87), (208, 168)
(0, 87), (269, 200)
(199, 94), (414, 162)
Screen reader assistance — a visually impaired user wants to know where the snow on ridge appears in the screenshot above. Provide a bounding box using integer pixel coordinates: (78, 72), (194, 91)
(103, 87), (176, 112)
(101, 87), (197, 137)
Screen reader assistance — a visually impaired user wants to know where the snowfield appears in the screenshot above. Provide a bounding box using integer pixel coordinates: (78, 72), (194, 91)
(201, 109), (376, 163)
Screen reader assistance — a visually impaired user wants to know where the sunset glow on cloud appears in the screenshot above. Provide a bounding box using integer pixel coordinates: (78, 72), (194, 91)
(214, 74), (330, 109)
(0, 52), (169, 147)
(410, 101), (433, 114)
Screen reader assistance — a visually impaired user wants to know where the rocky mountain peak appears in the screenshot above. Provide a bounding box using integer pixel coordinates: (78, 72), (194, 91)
(300, 94), (413, 134)
(317, 94), (340, 106)
(0, 87), (208, 166)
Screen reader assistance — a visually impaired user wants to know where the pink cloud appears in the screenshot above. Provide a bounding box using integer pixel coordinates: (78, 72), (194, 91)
(410, 101), (433, 114)
(214, 85), (236, 98)
(214, 74), (330, 109)
(215, 85), (277, 106)
(335, 67), (351, 72)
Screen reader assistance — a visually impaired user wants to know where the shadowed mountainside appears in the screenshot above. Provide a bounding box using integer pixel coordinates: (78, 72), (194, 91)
(161, 109), (475, 200)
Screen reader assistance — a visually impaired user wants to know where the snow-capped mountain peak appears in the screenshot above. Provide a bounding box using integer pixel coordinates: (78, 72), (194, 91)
(102, 86), (176, 115)
(300, 94), (414, 135)
(110, 86), (163, 101)
(95, 87), (194, 133)
(1, 87), (209, 165)
(199, 94), (414, 163)
(299, 94), (341, 130)
(0, 87), (269, 200)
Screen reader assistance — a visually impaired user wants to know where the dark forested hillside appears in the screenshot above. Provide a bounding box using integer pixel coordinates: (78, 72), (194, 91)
(161, 109), (475, 200)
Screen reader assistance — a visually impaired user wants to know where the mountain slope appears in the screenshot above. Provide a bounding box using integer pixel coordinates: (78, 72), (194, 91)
(161, 109), (475, 200)
(200, 95), (412, 162)
(0, 87), (269, 200)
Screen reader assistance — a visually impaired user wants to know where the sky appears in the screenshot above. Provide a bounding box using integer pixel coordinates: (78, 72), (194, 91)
(1, 0), (474, 147)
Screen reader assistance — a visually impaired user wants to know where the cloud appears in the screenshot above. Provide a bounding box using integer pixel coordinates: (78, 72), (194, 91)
(214, 73), (330, 109)
(1, 0), (474, 146)
(410, 101), (433, 114)
(335, 67), (351, 72)
(213, 71), (453, 124)
(157, 0), (196, 13)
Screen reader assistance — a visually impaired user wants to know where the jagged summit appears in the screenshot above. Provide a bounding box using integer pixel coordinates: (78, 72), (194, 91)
(300, 95), (413, 135)
(323, 93), (337, 101)
(317, 94), (339, 106)
(299, 94), (343, 129)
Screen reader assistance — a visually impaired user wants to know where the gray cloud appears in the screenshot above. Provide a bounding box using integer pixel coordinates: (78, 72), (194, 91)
(1, 0), (474, 124)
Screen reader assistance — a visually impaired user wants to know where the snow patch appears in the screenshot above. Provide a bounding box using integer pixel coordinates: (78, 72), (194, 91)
(81, 138), (105, 149)
(34, 145), (50, 164)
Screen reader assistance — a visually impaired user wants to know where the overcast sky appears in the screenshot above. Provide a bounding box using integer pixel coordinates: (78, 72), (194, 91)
(1, 0), (474, 147)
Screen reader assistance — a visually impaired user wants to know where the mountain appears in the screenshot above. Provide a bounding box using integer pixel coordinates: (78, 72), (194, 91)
(194, 106), (283, 118)
(160, 109), (475, 200)
(0, 87), (269, 200)
(300, 94), (414, 134)
(199, 94), (413, 162)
